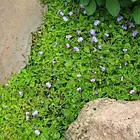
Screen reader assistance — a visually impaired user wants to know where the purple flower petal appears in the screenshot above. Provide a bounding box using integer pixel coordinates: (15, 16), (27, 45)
(100, 66), (106, 72)
(98, 45), (102, 50)
(63, 16), (68, 22)
(79, 4), (84, 8)
(66, 35), (72, 40)
(65, 43), (70, 48)
(92, 36), (98, 43)
(74, 47), (79, 52)
(76, 30), (81, 36)
(77, 37), (83, 42)
(132, 30), (138, 37)
(129, 90), (135, 94)
(117, 16), (123, 22)
(58, 10), (64, 16)
(77, 74), (81, 78)
(69, 11), (73, 16)
(104, 33), (109, 37)
(94, 20), (100, 26)
(90, 78), (95, 83)
(120, 76), (124, 81)
(121, 25), (127, 30)
(32, 110), (38, 117)
(46, 82), (52, 88)
(83, 10), (87, 15)
(77, 87), (82, 92)
(89, 29), (96, 36)
(52, 60), (56, 65)
(94, 91), (99, 95)
(123, 48), (127, 54)
(129, 22), (135, 28)
(35, 130), (41, 136)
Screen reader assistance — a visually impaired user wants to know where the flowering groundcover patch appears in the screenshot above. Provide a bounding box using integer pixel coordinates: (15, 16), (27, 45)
(0, 0), (140, 139)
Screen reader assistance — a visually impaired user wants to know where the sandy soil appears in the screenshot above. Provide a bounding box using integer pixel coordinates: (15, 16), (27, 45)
(0, 0), (47, 84)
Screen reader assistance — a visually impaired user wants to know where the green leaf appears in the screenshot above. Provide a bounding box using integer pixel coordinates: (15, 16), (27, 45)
(106, 0), (120, 16)
(80, 0), (90, 6)
(132, 0), (137, 2)
(133, 6), (140, 24)
(119, 0), (132, 7)
(85, 0), (96, 15)
(84, 46), (90, 53)
(96, 0), (105, 6)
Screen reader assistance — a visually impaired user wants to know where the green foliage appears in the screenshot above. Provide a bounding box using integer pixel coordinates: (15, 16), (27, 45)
(106, 0), (120, 16)
(69, 0), (140, 24)
(80, 0), (89, 6)
(133, 5), (140, 24)
(1, 0), (140, 139)
(119, 0), (132, 7)
(85, 0), (96, 15)
(96, 0), (105, 6)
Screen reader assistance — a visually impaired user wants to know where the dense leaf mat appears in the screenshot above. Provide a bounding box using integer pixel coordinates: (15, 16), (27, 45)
(0, 1), (140, 139)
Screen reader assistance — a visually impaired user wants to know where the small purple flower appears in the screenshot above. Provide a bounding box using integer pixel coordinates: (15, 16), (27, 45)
(120, 76), (124, 81)
(76, 30), (81, 36)
(77, 87), (82, 92)
(54, 42), (58, 47)
(98, 45), (102, 50)
(5, 84), (9, 87)
(26, 116), (30, 121)
(90, 78), (95, 83)
(59, 11), (64, 16)
(77, 37), (83, 42)
(52, 60), (56, 65)
(89, 29), (96, 36)
(46, 82), (52, 88)
(38, 51), (43, 55)
(100, 66), (106, 72)
(69, 11), (73, 16)
(92, 36), (98, 43)
(19, 91), (23, 96)
(63, 16), (68, 22)
(83, 10), (87, 15)
(104, 33), (109, 37)
(94, 91), (99, 95)
(123, 48), (127, 54)
(99, 56), (103, 59)
(26, 112), (30, 115)
(80, 4), (84, 8)
(117, 16), (123, 22)
(94, 20), (100, 26)
(66, 35), (72, 40)
(35, 130), (41, 136)
(77, 74), (81, 78)
(51, 26), (55, 29)
(4, 105), (9, 108)
(129, 22), (135, 28)
(132, 30), (138, 37)
(121, 25), (127, 30)
(124, 61), (128, 66)
(32, 110), (38, 117)
(129, 89), (135, 94)
(65, 43), (70, 48)
(74, 47), (79, 52)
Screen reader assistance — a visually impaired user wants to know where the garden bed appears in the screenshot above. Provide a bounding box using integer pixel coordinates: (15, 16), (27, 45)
(0, 0), (140, 139)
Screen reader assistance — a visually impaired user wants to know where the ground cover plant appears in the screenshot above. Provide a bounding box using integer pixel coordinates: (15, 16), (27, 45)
(0, 0), (140, 139)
